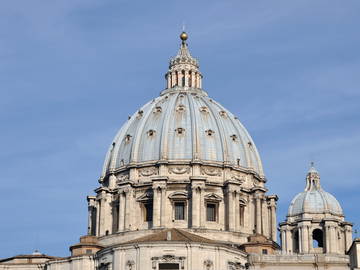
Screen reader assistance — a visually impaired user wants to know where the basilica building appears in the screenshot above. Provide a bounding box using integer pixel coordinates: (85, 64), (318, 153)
(1, 32), (359, 270)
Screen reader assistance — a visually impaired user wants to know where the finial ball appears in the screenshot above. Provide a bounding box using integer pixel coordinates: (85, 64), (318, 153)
(180, 31), (188, 41)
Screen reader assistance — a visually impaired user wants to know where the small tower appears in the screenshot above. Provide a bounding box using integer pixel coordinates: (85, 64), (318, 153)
(279, 163), (353, 254)
(165, 31), (203, 89)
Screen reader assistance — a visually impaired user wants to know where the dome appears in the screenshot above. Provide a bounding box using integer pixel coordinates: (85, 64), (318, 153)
(288, 164), (343, 216)
(101, 88), (263, 178)
(101, 33), (264, 179)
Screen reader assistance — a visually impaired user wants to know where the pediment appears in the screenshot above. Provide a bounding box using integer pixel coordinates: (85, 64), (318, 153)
(204, 193), (222, 202)
(168, 191), (188, 200)
(136, 191), (153, 202)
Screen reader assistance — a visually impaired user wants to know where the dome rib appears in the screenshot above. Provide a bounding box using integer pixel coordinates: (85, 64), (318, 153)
(159, 94), (178, 160)
(288, 166), (343, 217)
(187, 93), (200, 161)
(131, 99), (159, 163)
(201, 97), (228, 164)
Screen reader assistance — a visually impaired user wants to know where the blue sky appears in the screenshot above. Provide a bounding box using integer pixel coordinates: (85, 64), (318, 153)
(0, 0), (359, 258)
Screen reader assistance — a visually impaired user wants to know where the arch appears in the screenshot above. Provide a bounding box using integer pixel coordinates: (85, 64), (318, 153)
(181, 70), (186, 86)
(293, 230), (299, 253)
(312, 228), (324, 248)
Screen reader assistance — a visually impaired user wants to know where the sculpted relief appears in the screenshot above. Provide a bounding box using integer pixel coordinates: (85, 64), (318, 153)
(168, 166), (191, 175)
(138, 167), (159, 177)
(201, 166), (222, 177)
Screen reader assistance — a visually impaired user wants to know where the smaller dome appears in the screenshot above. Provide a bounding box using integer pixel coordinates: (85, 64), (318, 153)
(288, 164), (343, 217)
(288, 189), (343, 216)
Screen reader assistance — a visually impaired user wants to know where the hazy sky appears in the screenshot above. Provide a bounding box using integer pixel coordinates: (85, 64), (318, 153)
(0, 0), (359, 258)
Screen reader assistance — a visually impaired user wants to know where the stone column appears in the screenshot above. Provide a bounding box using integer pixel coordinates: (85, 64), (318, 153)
(281, 229), (286, 253)
(171, 72), (176, 87)
(160, 187), (166, 227)
(344, 223), (353, 253)
(95, 199), (100, 236)
(302, 225), (309, 253)
(255, 193), (262, 234)
(118, 191), (125, 232)
(298, 227), (303, 253)
(268, 196), (278, 242)
(191, 177), (206, 228)
(87, 196), (96, 235)
(225, 184), (236, 231)
(166, 73), (171, 89)
(105, 192), (112, 234)
(262, 200), (269, 237)
(152, 187), (161, 228)
(235, 193), (240, 231)
(152, 177), (167, 228)
(190, 71), (195, 87)
(178, 71), (184, 87)
(191, 186), (200, 228)
(196, 73), (200, 88)
(199, 187), (205, 227)
(286, 228), (292, 253)
(330, 226), (337, 253)
(124, 188), (131, 230)
(98, 191), (107, 236)
(325, 224), (331, 253)
(184, 70), (189, 87)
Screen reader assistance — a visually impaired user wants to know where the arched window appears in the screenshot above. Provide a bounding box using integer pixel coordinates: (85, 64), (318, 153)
(239, 199), (246, 227)
(312, 229), (324, 248)
(181, 70), (185, 86)
(293, 230), (299, 253)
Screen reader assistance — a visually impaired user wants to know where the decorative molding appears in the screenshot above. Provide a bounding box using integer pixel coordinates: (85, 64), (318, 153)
(204, 259), (213, 270)
(151, 255), (185, 269)
(168, 166), (191, 175)
(231, 172), (246, 184)
(136, 191), (153, 202)
(126, 260), (135, 270)
(204, 193), (222, 202)
(138, 167), (158, 177)
(228, 261), (245, 270)
(168, 191), (188, 200)
(201, 166), (222, 176)
(116, 173), (129, 184)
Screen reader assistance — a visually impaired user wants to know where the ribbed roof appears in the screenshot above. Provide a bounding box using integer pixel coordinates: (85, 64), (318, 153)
(101, 33), (263, 178)
(101, 89), (263, 177)
(124, 228), (216, 244)
(288, 164), (343, 216)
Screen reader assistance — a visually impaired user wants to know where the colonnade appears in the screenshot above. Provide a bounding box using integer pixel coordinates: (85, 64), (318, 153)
(280, 221), (353, 254)
(165, 69), (202, 89)
(87, 180), (278, 243)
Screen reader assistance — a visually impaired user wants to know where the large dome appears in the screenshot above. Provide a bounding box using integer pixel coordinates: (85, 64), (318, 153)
(101, 87), (263, 178)
(288, 165), (343, 217)
(101, 34), (264, 179)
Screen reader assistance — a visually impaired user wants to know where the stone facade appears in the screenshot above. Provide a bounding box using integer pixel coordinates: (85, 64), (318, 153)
(1, 32), (359, 270)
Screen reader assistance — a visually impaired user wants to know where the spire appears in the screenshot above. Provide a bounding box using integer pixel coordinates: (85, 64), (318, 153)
(164, 31), (203, 90)
(305, 162), (321, 191)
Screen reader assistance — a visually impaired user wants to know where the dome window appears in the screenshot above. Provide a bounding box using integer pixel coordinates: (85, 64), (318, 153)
(125, 134), (132, 143)
(147, 129), (156, 137)
(137, 110), (144, 119)
(176, 105), (186, 112)
(248, 142), (253, 147)
(219, 111), (227, 118)
(230, 134), (238, 142)
(206, 129), (215, 136)
(200, 106), (209, 113)
(153, 106), (162, 113)
(175, 127), (185, 135)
